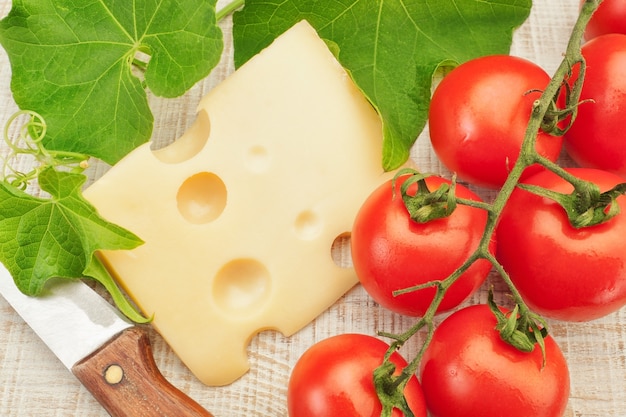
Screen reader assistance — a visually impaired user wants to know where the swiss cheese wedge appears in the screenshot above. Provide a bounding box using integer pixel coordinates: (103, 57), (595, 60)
(84, 20), (393, 386)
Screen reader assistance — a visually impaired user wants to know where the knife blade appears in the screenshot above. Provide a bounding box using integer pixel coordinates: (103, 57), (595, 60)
(0, 264), (214, 417)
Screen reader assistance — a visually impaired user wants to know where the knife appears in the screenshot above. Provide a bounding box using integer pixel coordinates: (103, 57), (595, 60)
(0, 264), (214, 417)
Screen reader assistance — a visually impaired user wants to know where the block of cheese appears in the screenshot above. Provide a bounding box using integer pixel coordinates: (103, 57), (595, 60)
(84, 20), (392, 386)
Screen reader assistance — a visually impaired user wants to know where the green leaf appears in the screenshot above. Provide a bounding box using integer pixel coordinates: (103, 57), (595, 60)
(0, 0), (223, 165)
(0, 167), (147, 321)
(232, 0), (532, 171)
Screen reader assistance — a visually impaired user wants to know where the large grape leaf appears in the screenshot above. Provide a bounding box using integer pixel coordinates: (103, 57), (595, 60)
(0, 0), (223, 165)
(0, 167), (147, 321)
(232, 0), (532, 171)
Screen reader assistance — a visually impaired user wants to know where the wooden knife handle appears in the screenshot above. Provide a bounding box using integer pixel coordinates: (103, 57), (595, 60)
(72, 327), (214, 417)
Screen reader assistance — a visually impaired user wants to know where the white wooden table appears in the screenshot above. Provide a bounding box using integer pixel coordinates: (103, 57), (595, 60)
(1, 1), (625, 416)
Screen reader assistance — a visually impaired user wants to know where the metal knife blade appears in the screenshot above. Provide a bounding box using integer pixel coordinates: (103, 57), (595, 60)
(0, 264), (213, 417)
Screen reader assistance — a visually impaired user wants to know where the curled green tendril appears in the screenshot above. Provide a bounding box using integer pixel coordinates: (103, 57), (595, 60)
(2, 110), (90, 190)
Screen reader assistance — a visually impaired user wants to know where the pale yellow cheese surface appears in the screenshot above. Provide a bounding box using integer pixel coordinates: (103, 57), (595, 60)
(84, 20), (391, 386)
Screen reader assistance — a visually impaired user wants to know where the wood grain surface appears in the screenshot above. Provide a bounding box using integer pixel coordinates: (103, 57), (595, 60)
(1, 1), (625, 416)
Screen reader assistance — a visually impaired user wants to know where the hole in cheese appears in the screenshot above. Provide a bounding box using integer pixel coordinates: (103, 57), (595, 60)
(153, 110), (210, 163)
(212, 259), (271, 317)
(331, 232), (352, 268)
(294, 210), (323, 240)
(245, 145), (271, 173)
(177, 172), (227, 224)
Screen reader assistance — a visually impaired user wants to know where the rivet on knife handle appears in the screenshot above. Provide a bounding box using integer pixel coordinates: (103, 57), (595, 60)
(72, 327), (214, 417)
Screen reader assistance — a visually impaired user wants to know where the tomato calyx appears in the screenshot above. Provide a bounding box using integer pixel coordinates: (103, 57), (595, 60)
(393, 168), (457, 223)
(527, 83), (574, 138)
(518, 177), (626, 228)
(539, 74), (595, 138)
(394, 168), (492, 224)
(487, 289), (549, 366)
(373, 361), (417, 417)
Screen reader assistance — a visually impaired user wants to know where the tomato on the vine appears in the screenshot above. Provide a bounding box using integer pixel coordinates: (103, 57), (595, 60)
(429, 55), (561, 189)
(351, 175), (494, 317)
(420, 304), (570, 417)
(582, 0), (626, 40)
(563, 34), (626, 177)
(496, 168), (626, 321)
(287, 334), (427, 417)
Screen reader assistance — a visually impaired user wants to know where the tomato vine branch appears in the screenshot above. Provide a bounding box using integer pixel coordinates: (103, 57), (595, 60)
(375, 0), (603, 413)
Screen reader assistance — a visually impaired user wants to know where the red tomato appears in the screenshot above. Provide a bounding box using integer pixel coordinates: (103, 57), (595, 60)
(496, 168), (626, 321)
(287, 334), (427, 417)
(429, 55), (561, 189)
(420, 304), (570, 417)
(351, 175), (495, 317)
(563, 34), (626, 177)
(582, 0), (626, 40)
